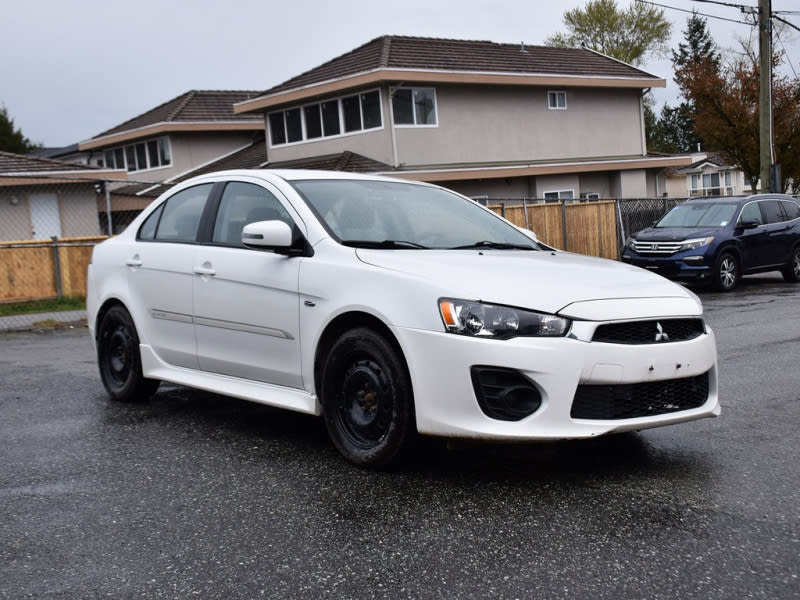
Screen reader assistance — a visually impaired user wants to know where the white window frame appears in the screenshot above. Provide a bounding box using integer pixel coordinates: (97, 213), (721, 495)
(392, 87), (439, 128)
(268, 89), (384, 148)
(547, 91), (567, 110)
(103, 136), (172, 172)
(543, 189), (574, 200)
(688, 170), (735, 197)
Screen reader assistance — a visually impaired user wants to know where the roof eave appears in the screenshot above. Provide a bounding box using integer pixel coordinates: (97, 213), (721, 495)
(380, 155), (698, 183)
(79, 121), (264, 150)
(234, 68), (666, 114)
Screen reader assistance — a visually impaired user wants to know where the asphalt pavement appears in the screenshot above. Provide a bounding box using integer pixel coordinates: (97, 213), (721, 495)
(1, 275), (799, 599)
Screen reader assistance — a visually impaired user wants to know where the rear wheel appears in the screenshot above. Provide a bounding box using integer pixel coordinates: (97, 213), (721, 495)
(713, 252), (739, 292)
(320, 328), (415, 468)
(97, 305), (159, 402)
(781, 246), (800, 282)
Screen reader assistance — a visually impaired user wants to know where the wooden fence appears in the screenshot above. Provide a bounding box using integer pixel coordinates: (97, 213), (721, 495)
(1, 201), (621, 303)
(0, 236), (106, 303)
(488, 200), (619, 259)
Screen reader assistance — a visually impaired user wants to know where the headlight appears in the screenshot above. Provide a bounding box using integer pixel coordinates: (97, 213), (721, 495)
(439, 299), (570, 339)
(678, 237), (714, 252)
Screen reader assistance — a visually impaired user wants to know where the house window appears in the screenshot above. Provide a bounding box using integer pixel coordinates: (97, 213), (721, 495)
(543, 190), (574, 200)
(548, 91), (567, 110)
(689, 171), (734, 197)
(392, 88), (437, 126)
(268, 89), (382, 146)
(103, 136), (171, 172)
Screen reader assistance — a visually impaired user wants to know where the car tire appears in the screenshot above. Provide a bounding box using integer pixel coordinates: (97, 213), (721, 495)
(97, 305), (159, 402)
(320, 327), (415, 468)
(713, 251), (739, 292)
(781, 246), (800, 282)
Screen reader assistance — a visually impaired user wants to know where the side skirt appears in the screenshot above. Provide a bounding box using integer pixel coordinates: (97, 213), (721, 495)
(140, 345), (320, 416)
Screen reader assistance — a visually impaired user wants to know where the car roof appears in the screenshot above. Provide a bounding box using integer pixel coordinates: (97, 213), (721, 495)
(683, 194), (797, 206)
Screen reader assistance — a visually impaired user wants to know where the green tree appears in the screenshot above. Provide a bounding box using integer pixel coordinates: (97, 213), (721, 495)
(0, 105), (37, 154)
(544, 0), (671, 66)
(649, 13), (720, 153)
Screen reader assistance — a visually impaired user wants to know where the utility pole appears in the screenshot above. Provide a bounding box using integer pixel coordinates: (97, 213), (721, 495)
(758, 0), (773, 192)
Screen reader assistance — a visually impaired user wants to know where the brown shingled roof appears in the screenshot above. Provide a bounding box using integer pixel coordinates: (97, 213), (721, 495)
(259, 35), (661, 97)
(90, 90), (263, 140)
(0, 150), (101, 173)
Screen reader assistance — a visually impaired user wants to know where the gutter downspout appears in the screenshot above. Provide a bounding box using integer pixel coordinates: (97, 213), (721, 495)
(388, 84), (402, 168)
(639, 88), (650, 157)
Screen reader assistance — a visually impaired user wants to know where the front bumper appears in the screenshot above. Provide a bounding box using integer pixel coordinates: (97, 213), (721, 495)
(621, 251), (714, 283)
(396, 323), (719, 440)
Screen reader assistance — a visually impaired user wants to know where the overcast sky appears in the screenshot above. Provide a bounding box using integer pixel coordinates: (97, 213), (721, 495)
(2, 0), (798, 148)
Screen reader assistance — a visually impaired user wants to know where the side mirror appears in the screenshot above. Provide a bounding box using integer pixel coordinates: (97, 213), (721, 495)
(242, 220), (292, 249)
(738, 220), (759, 230)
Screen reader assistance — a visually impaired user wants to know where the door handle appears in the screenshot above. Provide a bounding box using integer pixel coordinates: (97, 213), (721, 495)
(193, 264), (216, 276)
(125, 256), (143, 267)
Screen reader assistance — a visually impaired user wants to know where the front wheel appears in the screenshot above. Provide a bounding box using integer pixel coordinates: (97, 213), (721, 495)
(713, 252), (739, 292)
(781, 246), (800, 282)
(320, 328), (415, 468)
(97, 305), (159, 402)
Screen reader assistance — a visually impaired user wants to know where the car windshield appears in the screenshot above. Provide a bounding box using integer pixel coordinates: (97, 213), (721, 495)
(290, 179), (539, 250)
(656, 202), (738, 228)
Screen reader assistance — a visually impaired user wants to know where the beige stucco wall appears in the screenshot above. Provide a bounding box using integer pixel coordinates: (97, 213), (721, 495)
(262, 83), (646, 169)
(394, 85), (645, 167)
(123, 132), (262, 183)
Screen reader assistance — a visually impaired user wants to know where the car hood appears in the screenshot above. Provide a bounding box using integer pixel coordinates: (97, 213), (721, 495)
(355, 249), (701, 318)
(633, 226), (719, 241)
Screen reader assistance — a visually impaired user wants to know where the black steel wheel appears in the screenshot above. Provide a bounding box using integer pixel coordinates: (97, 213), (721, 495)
(97, 305), (159, 402)
(713, 252), (739, 292)
(781, 246), (800, 282)
(321, 328), (415, 468)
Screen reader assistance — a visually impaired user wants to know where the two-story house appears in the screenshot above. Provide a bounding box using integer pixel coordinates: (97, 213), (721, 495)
(76, 90), (265, 229)
(233, 35), (704, 200)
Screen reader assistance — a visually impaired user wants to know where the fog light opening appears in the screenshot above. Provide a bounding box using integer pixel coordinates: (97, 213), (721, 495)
(471, 366), (542, 421)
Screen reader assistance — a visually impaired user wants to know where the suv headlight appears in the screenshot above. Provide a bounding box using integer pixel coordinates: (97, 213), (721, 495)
(439, 299), (570, 339)
(678, 237), (714, 252)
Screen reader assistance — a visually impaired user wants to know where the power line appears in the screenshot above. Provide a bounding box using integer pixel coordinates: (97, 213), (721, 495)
(637, 0), (753, 25)
(772, 14), (800, 34)
(690, 0), (751, 9)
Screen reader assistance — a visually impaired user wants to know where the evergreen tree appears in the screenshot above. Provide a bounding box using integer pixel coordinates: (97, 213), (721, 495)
(0, 105), (37, 154)
(649, 13), (720, 153)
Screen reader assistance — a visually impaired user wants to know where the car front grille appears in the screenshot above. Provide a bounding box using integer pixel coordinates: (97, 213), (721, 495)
(630, 240), (682, 255)
(592, 319), (705, 344)
(570, 371), (710, 420)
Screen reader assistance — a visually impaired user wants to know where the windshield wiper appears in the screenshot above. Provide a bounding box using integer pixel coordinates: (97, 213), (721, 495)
(452, 240), (535, 250)
(342, 239), (429, 249)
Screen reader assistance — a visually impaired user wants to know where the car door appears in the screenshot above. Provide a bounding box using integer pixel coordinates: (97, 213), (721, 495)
(759, 200), (791, 266)
(126, 183), (214, 369)
(736, 200), (771, 270)
(192, 180), (304, 388)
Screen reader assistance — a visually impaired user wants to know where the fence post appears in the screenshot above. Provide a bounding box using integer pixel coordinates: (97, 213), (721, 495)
(560, 202), (568, 251)
(104, 181), (113, 236)
(522, 198), (529, 229)
(51, 236), (63, 299)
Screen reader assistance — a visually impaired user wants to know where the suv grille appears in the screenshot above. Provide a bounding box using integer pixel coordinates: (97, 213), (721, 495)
(592, 319), (705, 344)
(570, 371), (709, 420)
(630, 240), (682, 255)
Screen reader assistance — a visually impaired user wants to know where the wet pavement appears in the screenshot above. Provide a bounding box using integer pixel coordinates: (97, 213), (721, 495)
(1, 274), (799, 599)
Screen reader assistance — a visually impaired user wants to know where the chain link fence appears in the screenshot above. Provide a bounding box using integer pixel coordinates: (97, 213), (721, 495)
(0, 175), (685, 331)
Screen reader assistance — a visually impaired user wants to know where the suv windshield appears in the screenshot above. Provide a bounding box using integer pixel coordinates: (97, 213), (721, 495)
(291, 179), (539, 250)
(656, 202), (738, 228)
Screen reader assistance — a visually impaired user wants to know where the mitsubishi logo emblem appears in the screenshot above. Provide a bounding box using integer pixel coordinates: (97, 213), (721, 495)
(655, 322), (669, 342)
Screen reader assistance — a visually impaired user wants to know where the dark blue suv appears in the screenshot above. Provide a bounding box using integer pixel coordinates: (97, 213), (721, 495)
(622, 194), (800, 291)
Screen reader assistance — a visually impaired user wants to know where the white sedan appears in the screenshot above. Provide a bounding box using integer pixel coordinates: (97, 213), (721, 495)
(87, 170), (720, 467)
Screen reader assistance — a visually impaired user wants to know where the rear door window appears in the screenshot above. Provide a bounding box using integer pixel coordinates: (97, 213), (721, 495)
(149, 184), (214, 242)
